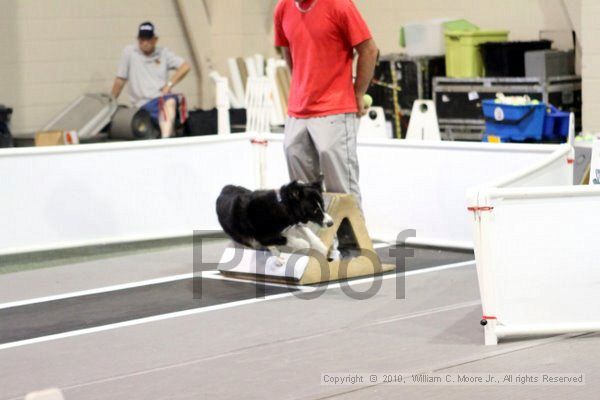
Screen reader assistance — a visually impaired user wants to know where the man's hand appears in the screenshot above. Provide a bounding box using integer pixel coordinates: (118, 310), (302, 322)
(354, 39), (378, 118)
(355, 94), (368, 117)
(161, 84), (172, 96)
(111, 77), (127, 100)
(161, 62), (191, 96)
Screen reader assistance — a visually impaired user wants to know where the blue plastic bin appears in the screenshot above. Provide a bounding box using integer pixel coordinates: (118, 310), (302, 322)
(482, 100), (546, 142)
(543, 105), (570, 142)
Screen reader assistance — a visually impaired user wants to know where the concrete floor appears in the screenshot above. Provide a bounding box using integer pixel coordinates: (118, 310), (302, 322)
(0, 242), (597, 400)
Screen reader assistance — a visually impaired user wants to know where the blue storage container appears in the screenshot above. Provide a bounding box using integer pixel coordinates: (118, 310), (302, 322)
(482, 100), (546, 142)
(543, 105), (570, 142)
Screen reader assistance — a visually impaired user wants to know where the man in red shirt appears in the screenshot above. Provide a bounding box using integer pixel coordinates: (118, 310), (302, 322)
(274, 0), (378, 207)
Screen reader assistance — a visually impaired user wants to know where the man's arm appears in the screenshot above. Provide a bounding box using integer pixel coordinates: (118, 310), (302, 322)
(113, 46), (131, 99)
(162, 62), (191, 94)
(353, 38), (379, 116)
(280, 47), (293, 73)
(111, 77), (127, 99)
(274, 1), (290, 71)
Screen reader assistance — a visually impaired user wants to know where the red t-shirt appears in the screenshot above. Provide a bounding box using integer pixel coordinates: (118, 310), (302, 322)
(274, 0), (372, 118)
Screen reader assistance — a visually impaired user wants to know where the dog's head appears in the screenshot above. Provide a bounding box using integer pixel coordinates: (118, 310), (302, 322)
(281, 176), (334, 228)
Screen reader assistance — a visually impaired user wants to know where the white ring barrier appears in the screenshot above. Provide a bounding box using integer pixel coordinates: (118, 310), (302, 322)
(1, 135), (564, 255)
(467, 143), (600, 345)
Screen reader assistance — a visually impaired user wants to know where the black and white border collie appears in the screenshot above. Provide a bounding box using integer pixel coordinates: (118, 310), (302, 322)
(216, 177), (333, 263)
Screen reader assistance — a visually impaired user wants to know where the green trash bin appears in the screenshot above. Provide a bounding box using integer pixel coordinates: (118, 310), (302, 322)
(444, 30), (509, 78)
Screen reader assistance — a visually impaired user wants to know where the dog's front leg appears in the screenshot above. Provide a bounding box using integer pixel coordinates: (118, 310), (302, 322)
(267, 246), (286, 267)
(283, 227), (310, 252)
(298, 226), (328, 257)
(267, 246), (281, 257)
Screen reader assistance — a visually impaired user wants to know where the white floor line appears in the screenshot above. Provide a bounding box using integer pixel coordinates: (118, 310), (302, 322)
(0, 270), (314, 311)
(0, 292), (295, 351)
(321, 260), (475, 290)
(0, 260), (476, 351)
(203, 260), (475, 291)
(0, 246), (475, 311)
(0, 239), (395, 309)
(0, 273), (193, 310)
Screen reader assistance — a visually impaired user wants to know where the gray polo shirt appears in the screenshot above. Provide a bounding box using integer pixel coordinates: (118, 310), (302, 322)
(117, 44), (185, 108)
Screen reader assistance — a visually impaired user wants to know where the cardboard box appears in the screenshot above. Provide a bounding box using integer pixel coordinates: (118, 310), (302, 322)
(35, 130), (79, 147)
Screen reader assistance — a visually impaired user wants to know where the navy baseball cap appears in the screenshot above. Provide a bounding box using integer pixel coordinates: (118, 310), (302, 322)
(138, 22), (156, 39)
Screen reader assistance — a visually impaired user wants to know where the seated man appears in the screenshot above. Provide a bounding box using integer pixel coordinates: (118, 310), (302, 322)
(111, 21), (190, 138)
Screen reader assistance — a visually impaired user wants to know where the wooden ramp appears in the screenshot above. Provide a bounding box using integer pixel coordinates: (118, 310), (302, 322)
(218, 193), (396, 285)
